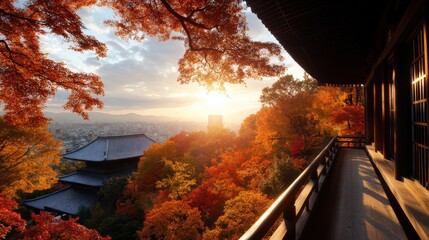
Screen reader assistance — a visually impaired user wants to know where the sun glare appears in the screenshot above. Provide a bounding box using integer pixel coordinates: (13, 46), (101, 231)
(205, 92), (229, 108)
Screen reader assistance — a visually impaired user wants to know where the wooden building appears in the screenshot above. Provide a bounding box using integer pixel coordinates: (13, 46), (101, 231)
(25, 134), (156, 215)
(247, 0), (428, 189)
(246, 0), (429, 237)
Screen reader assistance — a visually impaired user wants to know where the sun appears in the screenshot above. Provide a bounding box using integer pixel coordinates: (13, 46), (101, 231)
(204, 91), (229, 108)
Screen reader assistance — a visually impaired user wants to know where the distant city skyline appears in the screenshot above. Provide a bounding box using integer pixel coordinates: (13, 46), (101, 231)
(42, 6), (304, 125)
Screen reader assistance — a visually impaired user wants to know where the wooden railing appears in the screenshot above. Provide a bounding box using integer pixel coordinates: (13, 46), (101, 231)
(336, 135), (365, 148)
(240, 136), (364, 240)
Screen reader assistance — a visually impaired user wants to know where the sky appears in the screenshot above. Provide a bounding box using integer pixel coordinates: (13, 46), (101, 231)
(42, 6), (304, 125)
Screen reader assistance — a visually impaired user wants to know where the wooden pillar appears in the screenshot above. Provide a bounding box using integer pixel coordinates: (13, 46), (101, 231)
(374, 69), (384, 153)
(394, 50), (412, 179)
(383, 66), (392, 159)
(365, 83), (374, 144)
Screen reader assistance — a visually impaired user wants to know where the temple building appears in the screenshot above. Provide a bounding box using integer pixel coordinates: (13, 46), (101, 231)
(208, 114), (223, 129)
(25, 134), (156, 215)
(243, 0), (429, 238)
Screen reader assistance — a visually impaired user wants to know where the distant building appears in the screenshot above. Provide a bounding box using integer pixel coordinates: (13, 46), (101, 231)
(25, 134), (156, 215)
(208, 115), (223, 129)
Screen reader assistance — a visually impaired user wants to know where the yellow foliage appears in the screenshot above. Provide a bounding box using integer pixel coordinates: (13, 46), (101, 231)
(155, 159), (196, 200)
(312, 86), (347, 135)
(0, 119), (61, 198)
(204, 191), (272, 239)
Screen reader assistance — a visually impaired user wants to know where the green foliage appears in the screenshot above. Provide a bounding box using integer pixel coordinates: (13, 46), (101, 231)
(84, 203), (107, 229)
(260, 73), (318, 106)
(59, 160), (86, 175)
(97, 214), (141, 240)
(77, 206), (91, 225)
(98, 178), (128, 213)
(261, 153), (301, 197)
(83, 178), (128, 229)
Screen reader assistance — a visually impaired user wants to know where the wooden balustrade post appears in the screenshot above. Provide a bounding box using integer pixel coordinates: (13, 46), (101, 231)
(283, 204), (296, 240)
(333, 145), (336, 155)
(311, 167), (318, 193)
(325, 154), (330, 167)
(321, 153), (327, 175)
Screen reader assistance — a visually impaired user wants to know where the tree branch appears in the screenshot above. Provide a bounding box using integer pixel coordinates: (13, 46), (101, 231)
(159, 0), (228, 52)
(0, 8), (44, 25)
(0, 40), (26, 67)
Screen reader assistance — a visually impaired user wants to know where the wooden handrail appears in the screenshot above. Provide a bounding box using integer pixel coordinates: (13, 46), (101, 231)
(337, 135), (365, 148)
(240, 136), (339, 240)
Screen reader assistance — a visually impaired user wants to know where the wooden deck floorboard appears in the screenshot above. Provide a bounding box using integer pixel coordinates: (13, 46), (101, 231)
(301, 149), (406, 240)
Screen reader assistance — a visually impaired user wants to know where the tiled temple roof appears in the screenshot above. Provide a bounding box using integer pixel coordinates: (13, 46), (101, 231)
(62, 133), (156, 162)
(59, 169), (135, 187)
(24, 186), (98, 215)
(60, 173), (105, 187)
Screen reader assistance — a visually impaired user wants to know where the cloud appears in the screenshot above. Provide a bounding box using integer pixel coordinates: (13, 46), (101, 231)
(44, 5), (306, 124)
(97, 37), (185, 91)
(100, 93), (199, 109)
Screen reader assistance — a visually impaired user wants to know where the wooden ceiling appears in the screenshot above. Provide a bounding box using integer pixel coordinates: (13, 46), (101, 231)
(246, 0), (387, 84)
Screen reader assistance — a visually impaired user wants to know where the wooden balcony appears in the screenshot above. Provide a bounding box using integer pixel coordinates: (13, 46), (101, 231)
(241, 136), (416, 240)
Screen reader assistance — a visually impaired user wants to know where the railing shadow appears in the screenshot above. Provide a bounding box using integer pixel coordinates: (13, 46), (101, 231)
(300, 149), (405, 240)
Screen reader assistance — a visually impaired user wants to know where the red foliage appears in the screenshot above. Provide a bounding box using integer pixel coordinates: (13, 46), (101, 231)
(169, 131), (201, 156)
(290, 137), (305, 156)
(155, 189), (172, 204)
(138, 200), (204, 240)
(0, 0), (106, 125)
(0, 195), (25, 239)
(292, 158), (306, 170)
(188, 180), (226, 224)
(331, 105), (365, 135)
(115, 199), (140, 218)
(103, 0), (285, 91)
(23, 212), (110, 240)
(205, 149), (248, 183)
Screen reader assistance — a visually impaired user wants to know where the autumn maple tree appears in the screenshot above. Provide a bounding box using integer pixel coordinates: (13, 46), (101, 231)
(260, 74), (317, 106)
(138, 200), (204, 240)
(1, 196), (109, 240)
(1, 0), (284, 125)
(0, 195), (25, 239)
(102, 0), (285, 91)
(331, 86), (365, 135)
(23, 212), (111, 240)
(0, 0), (106, 125)
(204, 191), (271, 239)
(155, 159), (196, 200)
(0, 118), (61, 198)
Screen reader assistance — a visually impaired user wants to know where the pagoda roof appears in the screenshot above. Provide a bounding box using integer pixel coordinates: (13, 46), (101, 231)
(62, 133), (156, 162)
(24, 186), (98, 215)
(60, 172), (105, 187)
(59, 169), (135, 187)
